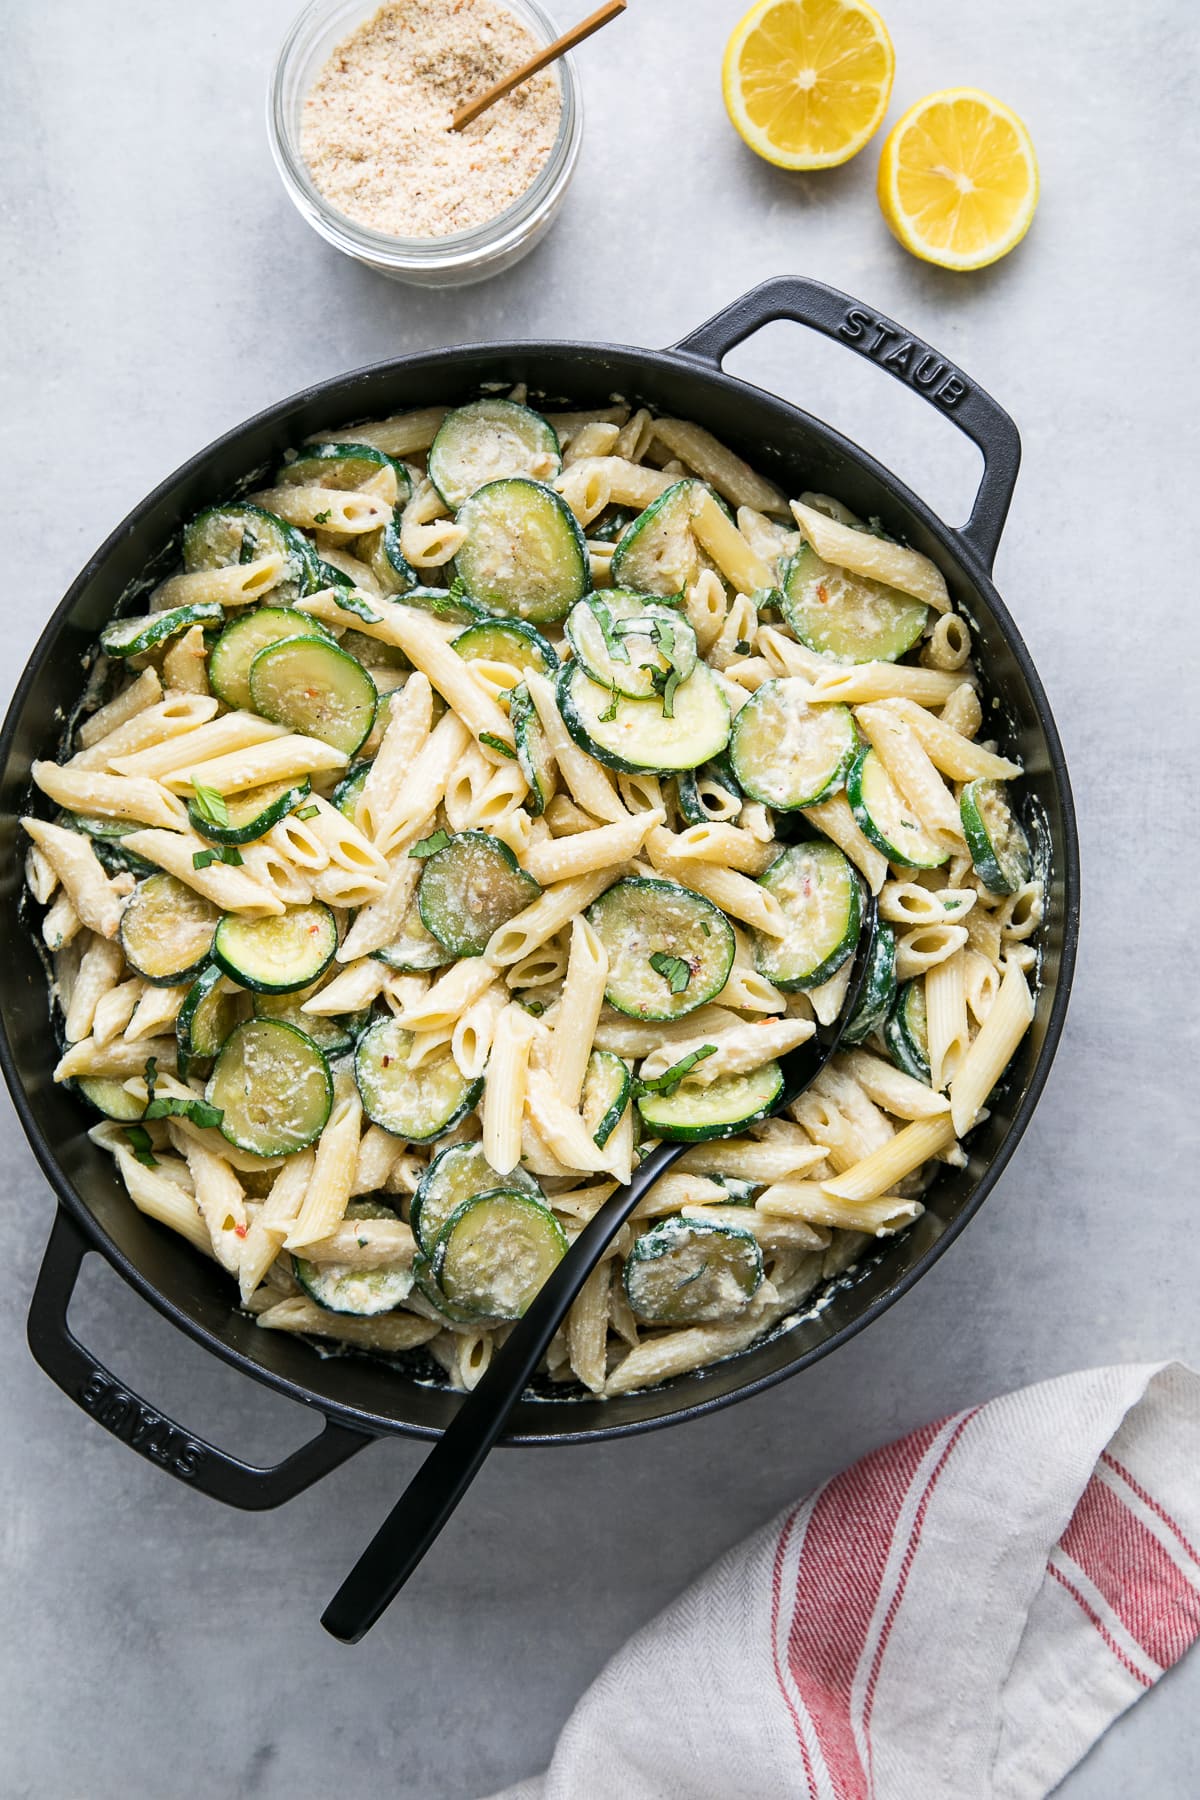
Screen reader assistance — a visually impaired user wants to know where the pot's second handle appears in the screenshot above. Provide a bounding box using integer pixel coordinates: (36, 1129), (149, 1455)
(672, 276), (1020, 572)
(27, 1208), (374, 1510)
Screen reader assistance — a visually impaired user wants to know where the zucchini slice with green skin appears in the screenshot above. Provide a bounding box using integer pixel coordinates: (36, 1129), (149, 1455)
(75, 1076), (146, 1122)
(212, 902), (338, 995)
(339, 627), (411, 675)
(452, 618), (558, 677)
(781, 541), (929, 664)
(675, 763), (742, 825)
(587, 505), (636, 544)
(730, 679), (858, 809)
(636, 1061), (784, 1142)
(177, 964), (242, 1074)
(610, 480), (702, 596)
(960, 778), (1032, 896)
(433, 1190), (568, 1321)
(566, 590), (697, 701)
(332, 763), (370, 821)
(400, 584), (491, 626)
(101, 602), (224, 659)
(292, 1199), (414, 1317)
(58, 812), (157, 875)
(253, 986), (369, 1056)
(411, 1141), (541, 1259)
(455, 479), (589, 624)
(355, 1017), (483, 1141)
(187, 777), (311, 846)
(372, 897), (454, 973)
(623, 1215), (763, 1325)
(586, 877), (735, 1020)
(249, 635), (377, 757)
(417, 830), (541, 959)
(558, 661), (731, 775)
(120, 873), (220, 986)
(207, 1019), (333, 1156)
(509, 682), (554, 816)
(182, 501), (322, 603)
(841, 919), (897, 1047)
(208, 606), (334, 711)
(358, 517), (417, 596)
(885, 979), (931, 1083)
(754, 842), (862, 992)
(428, 399), (562, 509)
(581, 1048), (632, 1147)
(848, 746), (949, 870)
(276, 442), (411, 499)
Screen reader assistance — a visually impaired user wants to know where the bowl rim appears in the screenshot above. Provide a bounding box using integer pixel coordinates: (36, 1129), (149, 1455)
(0, 337), (1081, 1446)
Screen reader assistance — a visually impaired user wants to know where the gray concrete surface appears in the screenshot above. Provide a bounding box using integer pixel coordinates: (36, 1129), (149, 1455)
(2, 1), (1197, 1795)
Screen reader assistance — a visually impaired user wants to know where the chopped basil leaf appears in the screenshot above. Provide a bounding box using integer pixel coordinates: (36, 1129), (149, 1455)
(143, 1056), (158, 1103)
(649, 951), (691, 994)
(313, 509), (332, 525)
(734, 639), (751, 656)
(635, 1043), (718, 1098)
(193, 844), (244, 870)
(479, 732), (516, 760)
(191, 783), (229, 828)
(599, 685), (620, 724)
(144, 1096), (224, 1130)
(409, 829), (450, 860)
(125, 1125), (158, 1168)
(297, 805), (319, 821)
(661, 669), (681, 721)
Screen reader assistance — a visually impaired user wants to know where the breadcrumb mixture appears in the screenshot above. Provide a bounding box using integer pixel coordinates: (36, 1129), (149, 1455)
(301, 0), (562, 239)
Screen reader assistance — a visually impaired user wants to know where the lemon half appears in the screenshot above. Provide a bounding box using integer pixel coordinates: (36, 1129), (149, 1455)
(723, 0), (896, 171)
(877, 88), (1039, 270)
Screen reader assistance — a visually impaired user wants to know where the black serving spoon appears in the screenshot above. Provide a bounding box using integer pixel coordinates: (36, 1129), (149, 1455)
(322, 895), (878, 1643)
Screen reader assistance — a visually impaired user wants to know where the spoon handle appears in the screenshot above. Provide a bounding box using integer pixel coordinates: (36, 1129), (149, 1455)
(320, 1138), (682, 1643)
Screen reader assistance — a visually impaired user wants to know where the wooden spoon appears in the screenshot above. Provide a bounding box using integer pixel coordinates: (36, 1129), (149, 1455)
(451, 0), (626, 131)
(321, 895), (878, 1643)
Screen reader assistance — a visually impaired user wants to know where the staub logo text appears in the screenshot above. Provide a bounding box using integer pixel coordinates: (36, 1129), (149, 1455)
(79, 1370), (206, 1478)
(838, 308), (969, 410)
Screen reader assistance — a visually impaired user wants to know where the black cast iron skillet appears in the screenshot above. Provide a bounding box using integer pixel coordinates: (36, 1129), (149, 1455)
(0, 277), (1080, 1512)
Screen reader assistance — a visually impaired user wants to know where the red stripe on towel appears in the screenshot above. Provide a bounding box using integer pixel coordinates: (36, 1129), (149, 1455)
(1061, 1477), (1200, 1672)
(1047, 1561), (1154, 1688)
(1101, 1453), (1200, 1570)
(770, 1506), (820, 1800)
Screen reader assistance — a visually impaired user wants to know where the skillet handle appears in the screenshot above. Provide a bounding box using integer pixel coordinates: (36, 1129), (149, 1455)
(27, 1207), (374, 1510)
(672, 275), (1021, 572)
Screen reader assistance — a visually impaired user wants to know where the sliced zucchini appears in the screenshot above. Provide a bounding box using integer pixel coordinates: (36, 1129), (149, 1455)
(372, 897), (454, 974)
(433, 1190), (567, 1321)
(207, 1019), (333, 1156)
(187, 777), (310, 845)
(212, 902), (338, 995)
(58, 812), (157, 875)
(960, 778), (1032, 896)
(452, 618), (558, 677)
(581, 1049), (631, 1147)
(676, 763), (742, 825)
(636, 1061), (784, 1141)
(417, 831), (540, 959)
(399, 584), (491, 626)
(411, 1253), (480, 1325)
(587, 505), (635, 544)
(623, 1215), (763, 1325)
(100, 601), (224, 659)
(841, 919), (897, 1047)
(253, 986), (369, 1056)
(455, 479), (589, 624)
(249, 635), (377, 757)
(120, 873), (219, 986)
(558, 661), (731, 775)
(781, 541), (929, 664)
(358, 517), (417, 596)
(277, 442), (410, 500)
(509, 682), (554, 815)
(428, 399), (561, 509)
(177, 964), (241, 1074)
(411, 1140), (541, 1259)
(848, 746), (949, 870)
(182, 501), (321, 603)
(75, 1076), (146, 1122)
(729, 679), (858, 809)
(586, 877), (734, 1021)
(566, 589), (696, 703)
(207, 605), (334, 711)
(885, 979), (931, 1083)
(292, 1200), (414, 1316)
(332, 762), (370, 820)
(355, 1017), (483, 1141)
(610, 479), (701, 596)
(340, 628), (411, 675)
(754, 842), (863, 991)
(706, 1172), (760, 1204)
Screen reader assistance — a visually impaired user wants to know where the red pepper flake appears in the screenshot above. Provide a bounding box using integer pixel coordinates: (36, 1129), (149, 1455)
(234, 1223), (248, 1239)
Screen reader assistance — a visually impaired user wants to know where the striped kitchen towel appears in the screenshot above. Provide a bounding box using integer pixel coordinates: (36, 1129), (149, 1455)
(486, 1363), (1200, 1800)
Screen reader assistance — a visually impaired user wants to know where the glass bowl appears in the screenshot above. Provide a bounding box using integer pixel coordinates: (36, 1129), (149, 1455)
(268, 0), (584, 287)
